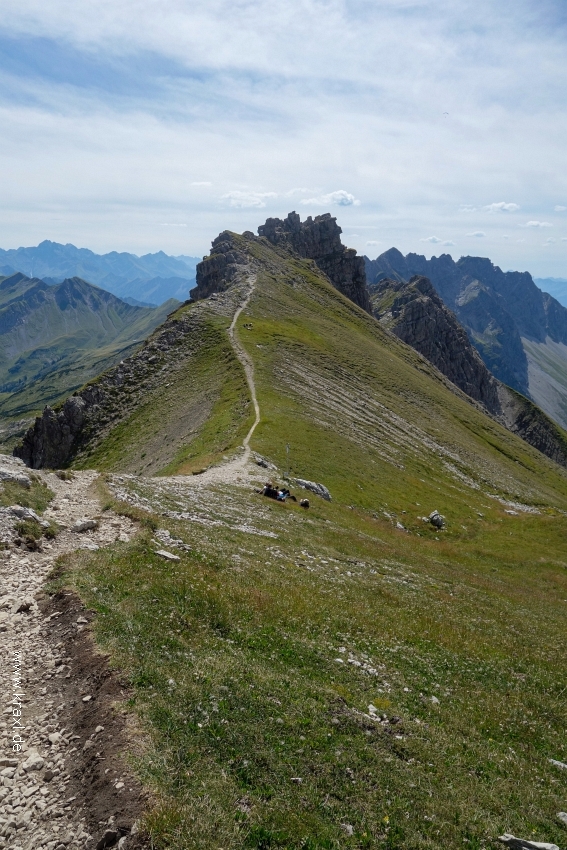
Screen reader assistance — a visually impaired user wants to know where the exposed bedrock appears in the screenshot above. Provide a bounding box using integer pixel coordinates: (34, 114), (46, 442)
(257, 211), (371, 313)
(371, 275), (567, 468)
(190, 231), (250, 301)
(14, 396), (88, 469)
(371, 275), (502, 414)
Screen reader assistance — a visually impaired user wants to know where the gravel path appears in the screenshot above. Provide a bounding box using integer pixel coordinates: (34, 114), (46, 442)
(0, 458), (137, 850)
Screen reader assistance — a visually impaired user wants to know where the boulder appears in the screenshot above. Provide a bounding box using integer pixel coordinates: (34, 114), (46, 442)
(71, 518), (99, 533)
(428, 510), (445, 529)
(498, 835), (559, 850)
(0, 468), (31, 488)
(292, 478), (332, 501)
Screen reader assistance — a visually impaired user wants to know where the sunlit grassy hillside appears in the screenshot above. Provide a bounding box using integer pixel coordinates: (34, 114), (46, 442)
(52, 232), (567, 850)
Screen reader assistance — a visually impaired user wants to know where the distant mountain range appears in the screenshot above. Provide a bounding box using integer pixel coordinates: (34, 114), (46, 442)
(534, 278), (567, 308)
(0, 240), (199, 305)
(365, 250), (567, 431)
(0, 271), (180, 420)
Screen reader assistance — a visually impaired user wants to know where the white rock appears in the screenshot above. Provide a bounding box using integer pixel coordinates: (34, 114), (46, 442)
(10, 506), (41, 521)
(71, 519), (98, 533)
(154, 550), (180, 561)
(22, 754), (44, 772)
(498, 835), (559, 850)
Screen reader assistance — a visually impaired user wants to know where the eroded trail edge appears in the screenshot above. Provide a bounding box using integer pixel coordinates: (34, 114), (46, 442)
(0, 461), (146, 850)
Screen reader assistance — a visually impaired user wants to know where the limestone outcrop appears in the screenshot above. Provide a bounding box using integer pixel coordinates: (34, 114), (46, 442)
(371, 275), (567, 468)
(258, 212), (371, 313)
(371, 275), (501, 414)
(15, 396), (88, 469)
(190, 231), (249, 301)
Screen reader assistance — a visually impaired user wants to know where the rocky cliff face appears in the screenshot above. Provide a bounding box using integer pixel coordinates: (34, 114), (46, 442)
(371, 275), (567, 468)
(371, 275), (502, 414)
(258, 212), (371, 313)
(365, 249), (534, 395)
(190, 231), (250, 301)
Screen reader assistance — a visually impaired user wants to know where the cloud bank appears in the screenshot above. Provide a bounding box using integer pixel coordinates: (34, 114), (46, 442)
(0, 0), (565, 276)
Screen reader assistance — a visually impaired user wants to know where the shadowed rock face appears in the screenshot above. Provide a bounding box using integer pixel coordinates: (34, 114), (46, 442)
(370, 274), (567, 468)
(257, 212), (371, 313)
(371, 275), (502, 414)
(365, 248), (567, 405)
(190, 231), (250, 301)
(15, 396), (87, 469)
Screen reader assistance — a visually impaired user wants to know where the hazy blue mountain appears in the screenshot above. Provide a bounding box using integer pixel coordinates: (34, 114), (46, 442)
(0, 240), (198, 305)
(534, 278), (567, 308)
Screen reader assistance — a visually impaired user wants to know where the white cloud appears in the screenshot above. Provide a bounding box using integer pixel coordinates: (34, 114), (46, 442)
(301, 190), (360, 207)
(484, 202), (520, 213)
(467, 231), (486, 238)
(555, 205), (567, 212)
(442, 240), (455, 246)
(0, 0), (566, 277)
(521, 221), (553, 228)
(562, 237), (567, 242)
(544, 237), (556, 245)
(366, 240), (381, 246)
(220, 191), (277, 209)
(420, 236), (442, 244)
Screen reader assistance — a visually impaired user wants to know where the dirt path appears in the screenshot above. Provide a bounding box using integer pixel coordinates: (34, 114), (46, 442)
(228, 275), (260, 467)
(167, 274), (261, 490)
(0, 458), (141, 850)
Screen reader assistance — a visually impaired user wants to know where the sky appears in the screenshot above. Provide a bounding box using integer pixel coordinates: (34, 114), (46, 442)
(0, 0), (566, 277)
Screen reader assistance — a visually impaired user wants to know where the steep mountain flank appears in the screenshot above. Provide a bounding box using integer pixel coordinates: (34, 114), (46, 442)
(15, 222), (567, 487)
(371, 275), (501, 412)
(366, 249), (567, 429)
(15, 280), (253, 471)
(0, 272), (179, 419)
(0, 240), (198, 305)
(371, 275), (567, 468)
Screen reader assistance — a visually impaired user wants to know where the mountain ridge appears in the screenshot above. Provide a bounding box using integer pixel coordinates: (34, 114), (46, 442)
(0, 240), (199, 305)
(365, 248), (567, 429)
(15, 214), (567, 479)
(0, 271), (180, 420)
(370, 274), (567, 467)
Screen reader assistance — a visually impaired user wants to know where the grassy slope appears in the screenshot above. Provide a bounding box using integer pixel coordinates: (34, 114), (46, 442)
(77, 303), (254, 476)
(55, 236), (567, 849)
(523, 337), (567, 430)
(0, 275), (180, 419)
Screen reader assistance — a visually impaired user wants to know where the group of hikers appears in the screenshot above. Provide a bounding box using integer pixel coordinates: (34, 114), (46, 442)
(258, 482), (309, 508)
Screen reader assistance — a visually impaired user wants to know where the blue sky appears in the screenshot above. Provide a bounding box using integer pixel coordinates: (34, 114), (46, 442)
(0, 0), (566, 276)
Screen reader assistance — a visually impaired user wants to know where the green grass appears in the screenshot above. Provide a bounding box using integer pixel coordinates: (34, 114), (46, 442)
(53, 233), (567, 848)
(77, 313), (252, 476)
(0, 477), (53, 513)
(59, 485), (567, 850)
